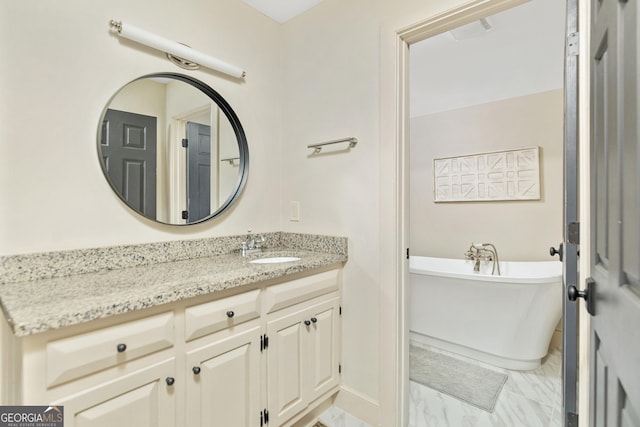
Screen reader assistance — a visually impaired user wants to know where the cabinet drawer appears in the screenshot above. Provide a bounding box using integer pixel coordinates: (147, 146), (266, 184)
(185, 289), (260, 341)
(264, 269), (340, 314)
(46, 312), (174, 387)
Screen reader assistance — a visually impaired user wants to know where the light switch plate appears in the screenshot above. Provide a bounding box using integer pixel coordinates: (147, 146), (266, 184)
(290, 201), (300, 222)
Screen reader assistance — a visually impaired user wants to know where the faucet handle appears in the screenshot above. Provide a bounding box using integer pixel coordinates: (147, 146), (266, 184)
(254, 234), (266, 248)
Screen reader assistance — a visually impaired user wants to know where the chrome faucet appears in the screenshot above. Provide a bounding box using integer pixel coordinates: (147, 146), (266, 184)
(464, 243), (501, 275)
(241, 229), (266, 256)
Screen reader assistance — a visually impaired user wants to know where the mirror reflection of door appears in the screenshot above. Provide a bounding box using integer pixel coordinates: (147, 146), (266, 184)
(101, 109), (157, 218)
(186, 121), (212, 223)
(97, 74), (247, 225)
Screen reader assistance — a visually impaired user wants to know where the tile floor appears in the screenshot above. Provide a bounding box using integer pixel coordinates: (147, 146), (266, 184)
(316, 406), (374, 427)
(409, 342), (563, 427)
(316, 342), (562, 427)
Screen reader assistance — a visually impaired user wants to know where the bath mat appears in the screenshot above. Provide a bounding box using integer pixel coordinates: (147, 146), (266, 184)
(410, 345), (508, 412)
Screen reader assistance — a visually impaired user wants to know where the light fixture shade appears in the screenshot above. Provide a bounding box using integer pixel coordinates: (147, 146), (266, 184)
(110, 21), (245, 79)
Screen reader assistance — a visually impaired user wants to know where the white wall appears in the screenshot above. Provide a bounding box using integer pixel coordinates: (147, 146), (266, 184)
(279, 0), (514, 422)
(280, 0), (383, 408)
(410, 90), (564, 261)
(0, 0), (282, 255)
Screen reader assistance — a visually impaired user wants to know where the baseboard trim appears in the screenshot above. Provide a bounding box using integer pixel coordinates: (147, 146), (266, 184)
(333, 386), (380, 426)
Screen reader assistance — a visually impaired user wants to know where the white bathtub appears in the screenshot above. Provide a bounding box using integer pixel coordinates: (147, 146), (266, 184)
(409, 256), (562, 370)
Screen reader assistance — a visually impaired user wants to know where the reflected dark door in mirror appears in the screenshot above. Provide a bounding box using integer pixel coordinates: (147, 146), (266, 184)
(97, 73), (249, 225)
(101, 109), (157, 218)
(186, 121), (212, 223)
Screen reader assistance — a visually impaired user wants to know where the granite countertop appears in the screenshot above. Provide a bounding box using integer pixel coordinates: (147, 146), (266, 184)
(0, 233), (347, 337)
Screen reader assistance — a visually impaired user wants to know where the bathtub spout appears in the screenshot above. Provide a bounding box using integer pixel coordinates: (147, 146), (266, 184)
(465, 243), (501, 275)
(465, 245), (485, 272)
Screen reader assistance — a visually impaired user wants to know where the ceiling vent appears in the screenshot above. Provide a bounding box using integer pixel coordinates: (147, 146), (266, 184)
(242, 0), (325, 23)
(449, 18), (493, 41)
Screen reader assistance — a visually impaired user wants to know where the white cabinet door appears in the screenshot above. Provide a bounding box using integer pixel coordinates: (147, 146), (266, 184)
(55, 358), (176, 427)
(307, 298), (340, 402)
(186, 325), (262, 427)
(267, 296), (340, 426)
(266, 308), (309, 426)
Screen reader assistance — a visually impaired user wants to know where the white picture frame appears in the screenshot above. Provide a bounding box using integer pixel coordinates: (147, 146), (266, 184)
(433, 147), (541, 202)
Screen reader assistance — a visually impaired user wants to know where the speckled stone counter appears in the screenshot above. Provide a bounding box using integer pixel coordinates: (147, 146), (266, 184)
(0, 232), (347, 337)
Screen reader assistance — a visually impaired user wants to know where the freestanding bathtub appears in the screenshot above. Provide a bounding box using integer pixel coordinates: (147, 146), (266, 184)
(409, 256), (562, 370)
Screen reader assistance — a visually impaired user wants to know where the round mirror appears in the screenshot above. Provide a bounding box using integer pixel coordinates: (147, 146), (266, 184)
(97, 73), (248, 225)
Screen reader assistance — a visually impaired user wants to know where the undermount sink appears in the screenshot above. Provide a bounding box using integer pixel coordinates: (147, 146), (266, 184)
(249, 256), (301, 264)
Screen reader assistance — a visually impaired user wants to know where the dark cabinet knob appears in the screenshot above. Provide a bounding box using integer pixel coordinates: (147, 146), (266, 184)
(117, 343), (127, 353)
(192, 366), (201, 375)
(310, 317), (318, 323)
(226, 311), (235, 318)
(304, 320), (311, 326)
(166, 377), (175, 386)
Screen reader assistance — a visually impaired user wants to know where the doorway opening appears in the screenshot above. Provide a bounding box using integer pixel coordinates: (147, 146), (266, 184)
(404, 0), (566, 424)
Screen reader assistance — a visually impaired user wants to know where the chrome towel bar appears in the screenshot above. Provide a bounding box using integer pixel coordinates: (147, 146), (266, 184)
(220, 157), (240, 164)
(307, 137), (358, 154)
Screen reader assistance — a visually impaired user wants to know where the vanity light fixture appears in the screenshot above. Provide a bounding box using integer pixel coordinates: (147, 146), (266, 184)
(109, 20), (246, 78)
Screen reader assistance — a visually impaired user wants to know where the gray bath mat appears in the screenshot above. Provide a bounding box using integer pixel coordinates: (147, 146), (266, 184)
(410, 345), (508, 412)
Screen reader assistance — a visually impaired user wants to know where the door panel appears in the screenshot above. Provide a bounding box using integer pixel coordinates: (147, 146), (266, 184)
(266, 311), (308, 425)
(55, 358), (175, 427)
(620, 0), (639, 296)
(308, 298), (340, 401)
(102, 109), (157, 218)
(589, 0), (640, 425)
(186, 122), (212, 223)
(186, 326), (261, 427)
(620, 392), (640, 427)
(75, 383), (159, 427)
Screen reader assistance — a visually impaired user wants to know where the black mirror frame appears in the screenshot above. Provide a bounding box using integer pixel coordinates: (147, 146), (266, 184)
(97, 73), (249, 225)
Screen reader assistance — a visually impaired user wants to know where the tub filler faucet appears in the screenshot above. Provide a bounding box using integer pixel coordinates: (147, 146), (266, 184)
(464, 243), (501, 275)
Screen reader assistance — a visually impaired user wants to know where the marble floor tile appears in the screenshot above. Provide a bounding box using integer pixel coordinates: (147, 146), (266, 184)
(314, 344), (562, 427)
(549, 386), (563, 427)
(410, 380), (553, 427)
(409, 345), (562, 427)
(317, 406), (373, 427)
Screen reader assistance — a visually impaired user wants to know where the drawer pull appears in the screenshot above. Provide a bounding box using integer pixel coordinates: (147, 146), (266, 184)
(192, 366), (201, 375)
(311, 317), (318, 323)
(226, 311), (235, 318)
(166, 377), (175, 386)
(304, 320), (311, 326)
(116, 343), (127, 353)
